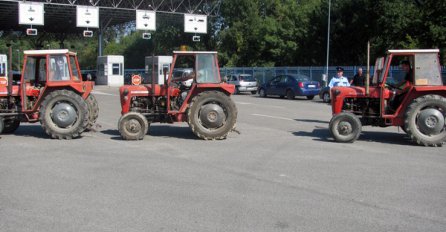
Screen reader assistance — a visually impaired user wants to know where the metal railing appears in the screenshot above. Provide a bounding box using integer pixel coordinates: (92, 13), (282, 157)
(83, 66), (446, 85)
(220, 66), (446, 85)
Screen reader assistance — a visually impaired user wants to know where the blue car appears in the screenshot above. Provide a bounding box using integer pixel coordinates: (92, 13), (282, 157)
(258, 74), (321, 100)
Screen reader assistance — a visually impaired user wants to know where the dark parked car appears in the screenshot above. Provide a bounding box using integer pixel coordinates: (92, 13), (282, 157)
(319, 86), (331, 103)
(258, 74), (321, 100)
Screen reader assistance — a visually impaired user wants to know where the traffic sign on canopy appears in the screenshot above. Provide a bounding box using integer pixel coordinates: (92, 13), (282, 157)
(184, 14), (207, 34)
(18, 2), (44, 25)
(76, 6), (99, 28)
(136, 10), (156, 31)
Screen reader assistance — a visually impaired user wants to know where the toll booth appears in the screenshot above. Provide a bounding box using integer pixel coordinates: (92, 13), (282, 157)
(96, 55), (124, 86)
(0, 55), (7, 86)
(145, 56), (173, 85)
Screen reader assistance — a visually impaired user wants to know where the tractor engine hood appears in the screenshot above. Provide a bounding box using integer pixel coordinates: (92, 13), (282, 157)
(330, 86), (389, 114)
(331, 86), (384, 99)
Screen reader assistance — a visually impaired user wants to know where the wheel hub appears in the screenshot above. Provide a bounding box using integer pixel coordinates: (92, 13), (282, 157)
(417, 108), (445, 135)
(338, 121), (353, 135)
(125, 119), (142, 134)
(51, 102), (77, 128)
(199, 103), (226, 129)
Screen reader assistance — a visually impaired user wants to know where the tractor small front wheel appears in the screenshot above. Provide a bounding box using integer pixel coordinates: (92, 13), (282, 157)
(329, 112), (362, 143)
(2, 118), (20, 133)
(118, 112), (149, 140)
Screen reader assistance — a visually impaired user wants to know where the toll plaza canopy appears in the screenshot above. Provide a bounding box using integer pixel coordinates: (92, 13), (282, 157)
(0, 0), (221, 33)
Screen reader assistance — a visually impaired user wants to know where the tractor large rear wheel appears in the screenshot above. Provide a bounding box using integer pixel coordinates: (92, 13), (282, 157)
(188, 91), (237, 140)
(404, 95), (446, 147)
(85, 94), (99, 131)
(329, 112), (362, 143)
(118, 112), (149, 140)
(40, 90), (89, 139)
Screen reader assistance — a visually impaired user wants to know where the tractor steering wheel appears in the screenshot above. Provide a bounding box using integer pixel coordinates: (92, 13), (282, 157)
(385, 83), (398, 89)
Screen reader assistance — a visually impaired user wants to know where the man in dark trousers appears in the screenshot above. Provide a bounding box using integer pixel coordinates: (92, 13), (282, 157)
(351, 67), (365, 86)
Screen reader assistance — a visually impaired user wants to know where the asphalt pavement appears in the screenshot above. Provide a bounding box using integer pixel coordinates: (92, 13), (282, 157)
(0, 85), (445, 232)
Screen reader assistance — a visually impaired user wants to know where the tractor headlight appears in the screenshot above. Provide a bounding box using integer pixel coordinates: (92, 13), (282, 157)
(334, 89), (341, 96)
(123, 88), (129, 96)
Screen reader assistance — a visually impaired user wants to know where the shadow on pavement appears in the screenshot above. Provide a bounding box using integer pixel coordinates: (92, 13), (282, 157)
(295, 119), (330, 124)
(100, 125), (198, 140)
(292, 127), (332, 142)
(6, 125), (51, 139)
(293, 126), (414, 145)
(359, 131), (413, 146)
(101, 129), (120, 136)
(149, 125), (197, 140)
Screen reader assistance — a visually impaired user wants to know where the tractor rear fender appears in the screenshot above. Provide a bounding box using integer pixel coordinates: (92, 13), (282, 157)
(45, 81), (94, 99)
(173, 84), (235, 116)
(17, 85), (90, 114)
(194, 83), (235, 95)
(399, 87), (446, 112)
(412, 86), (446, 97)
(390, 87), (446, 126)
(399, 86), (446, 113)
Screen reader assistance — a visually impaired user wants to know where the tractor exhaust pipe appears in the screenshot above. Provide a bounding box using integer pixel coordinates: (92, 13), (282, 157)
(366, 41), (370, 96)
(151, 54), (156, 111)
(7, 44), (13, 103)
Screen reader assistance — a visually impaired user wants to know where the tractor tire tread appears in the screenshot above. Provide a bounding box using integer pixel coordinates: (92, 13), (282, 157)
(329, 112), (362, 143)
(118, 112), (149, 140)
(85, 94), (99, 131)
(39, 89), (89, 140)
(404, 94), (446, 147)
(187, 91), (237, 140)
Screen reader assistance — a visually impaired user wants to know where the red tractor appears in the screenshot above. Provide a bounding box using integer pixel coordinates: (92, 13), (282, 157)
(0, 49), (98, 139)
(329, 49), (446, 146)
(118, 51), (238, 140)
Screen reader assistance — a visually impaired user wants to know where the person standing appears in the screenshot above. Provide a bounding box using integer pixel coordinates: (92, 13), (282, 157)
(328, 66), (350, 88)
(351, 67), (366, 86)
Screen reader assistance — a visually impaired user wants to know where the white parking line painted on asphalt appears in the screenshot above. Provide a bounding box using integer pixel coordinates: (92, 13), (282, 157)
(236, 101), (285, 109)
(92, 90), (118, 96)
(251, 113), (294, 121)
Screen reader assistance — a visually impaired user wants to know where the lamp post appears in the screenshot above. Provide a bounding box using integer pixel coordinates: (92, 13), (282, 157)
(16, 49), (20, 72)
(6, 42), (13, 102)
(325, 0), (331, 86)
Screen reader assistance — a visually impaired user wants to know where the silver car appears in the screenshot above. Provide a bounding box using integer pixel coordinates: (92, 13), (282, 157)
(226, 74), (258, 94)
